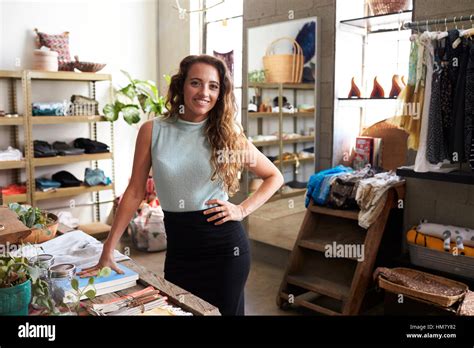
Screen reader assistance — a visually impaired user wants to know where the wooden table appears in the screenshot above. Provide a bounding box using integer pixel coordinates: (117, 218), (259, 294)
(82, 259), (221, 316)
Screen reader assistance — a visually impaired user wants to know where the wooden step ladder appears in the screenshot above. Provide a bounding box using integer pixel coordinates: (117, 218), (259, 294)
(276, 183), (405, 315)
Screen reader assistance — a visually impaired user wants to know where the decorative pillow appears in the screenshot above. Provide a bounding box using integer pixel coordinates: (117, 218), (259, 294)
(34, 28), (73, 71)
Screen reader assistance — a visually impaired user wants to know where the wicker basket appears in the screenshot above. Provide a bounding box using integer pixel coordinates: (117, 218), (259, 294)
(378, 267), (468, 307)
(263, 37), (303, 83)
(367, 0), (410, 15)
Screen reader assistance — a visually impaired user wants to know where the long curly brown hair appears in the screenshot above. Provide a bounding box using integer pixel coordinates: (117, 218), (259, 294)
(162, 55), (247, 196)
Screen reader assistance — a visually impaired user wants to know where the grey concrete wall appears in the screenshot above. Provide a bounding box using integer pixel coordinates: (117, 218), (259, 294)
(243, 0), (336, 169)
(403, 0), (474, 232)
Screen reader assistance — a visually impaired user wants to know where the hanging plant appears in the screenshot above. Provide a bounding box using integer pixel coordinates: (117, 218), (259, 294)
(103, 70), (168, 125)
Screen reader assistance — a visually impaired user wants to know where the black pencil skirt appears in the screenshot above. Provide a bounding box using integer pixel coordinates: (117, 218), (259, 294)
(162, 209), (251, 316)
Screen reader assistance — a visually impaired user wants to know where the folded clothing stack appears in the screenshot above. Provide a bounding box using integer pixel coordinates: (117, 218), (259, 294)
(84, 168), (111, 186)
(0, 146), (23, 161)
(74, 138), (109, 154)
(32, 102), (66, 116)
(36, 178), (61, 190)
(34, 138), (108, 157)
(52, 170), (83, 187)
(1, 184), (27, 196)
(36, 168), (111, 191)
(34, 140), (58, 158)
(53, 141), (85, 156)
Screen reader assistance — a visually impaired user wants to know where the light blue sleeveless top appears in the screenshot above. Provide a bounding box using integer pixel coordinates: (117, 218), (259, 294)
(150, 115), (228, 212)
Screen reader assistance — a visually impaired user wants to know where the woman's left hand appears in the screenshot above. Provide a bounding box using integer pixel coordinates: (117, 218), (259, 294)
(204, 199), (247, 225)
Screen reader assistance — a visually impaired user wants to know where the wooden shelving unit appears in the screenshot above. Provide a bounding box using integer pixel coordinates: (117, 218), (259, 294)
(0, 160), (27, 170)
(277, 183), (405, 315)
(251, 135), (314, 147)
(2, 193), (28, 204)
(27, 70), (111, 81)
(273, 155), (315, 166)
(1, 69), (115, 224)
(248, 112), (314, 119)
(23, 69), (116, 222)
(0, 117), (25, 126)
(248, 82), (315, 90)
(33, 153), (113, 167)
(31, 115), (107, 124)
(34, 184), (114, 201)
(0, 70), (30, 204)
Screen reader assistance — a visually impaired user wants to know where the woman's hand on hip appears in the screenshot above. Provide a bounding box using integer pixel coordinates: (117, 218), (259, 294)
(204, 199), (247, 225)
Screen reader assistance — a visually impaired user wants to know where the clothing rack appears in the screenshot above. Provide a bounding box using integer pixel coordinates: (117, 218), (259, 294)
(403, 14), (474, 31)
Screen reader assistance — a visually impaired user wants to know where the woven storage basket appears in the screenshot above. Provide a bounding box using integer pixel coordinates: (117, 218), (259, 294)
(367, 0), (409, 15)
(263, 37), (303, 83)
(378, 267), (468, 307)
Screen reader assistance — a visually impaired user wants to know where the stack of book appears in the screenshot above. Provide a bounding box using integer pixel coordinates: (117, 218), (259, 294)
(64, 264), (139, 303)
(88, 286), (192, 316)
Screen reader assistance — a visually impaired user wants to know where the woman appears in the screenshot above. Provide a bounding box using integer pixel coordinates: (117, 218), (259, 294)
(79, 55), (284, 315)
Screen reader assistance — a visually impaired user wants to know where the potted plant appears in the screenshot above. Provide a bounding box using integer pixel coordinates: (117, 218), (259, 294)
(103, 70), (168, 125)
(8, 203), (58, 244)
(0, 255), (36, 315)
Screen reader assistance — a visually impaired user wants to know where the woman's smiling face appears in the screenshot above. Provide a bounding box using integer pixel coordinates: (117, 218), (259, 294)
(183, 62), (221, 121)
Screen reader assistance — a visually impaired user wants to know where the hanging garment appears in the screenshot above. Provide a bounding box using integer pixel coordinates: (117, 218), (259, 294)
(213, 50), (234, 77)
(450, 38), (471, 162)
(446, 30), (464, 157)
(427, 37), (449, 163)
(389, 35), (424, 150)
(414, 31), (443, 172)
(465, 42), (474, 170)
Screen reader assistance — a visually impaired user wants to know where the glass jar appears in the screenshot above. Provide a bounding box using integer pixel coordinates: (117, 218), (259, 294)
(48, 263), (76, 304)
(29, 254), (55, 281)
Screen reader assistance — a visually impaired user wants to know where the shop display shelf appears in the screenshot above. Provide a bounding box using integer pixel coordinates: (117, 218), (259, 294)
(33, 153), (113, 167)
(31, 116), (108, 124)
(340, 10), (413, 34)
(273, 155), (315, 166)
(27, 70), (111, 82)
(0, 160), (26, 170)
(396, 167), (474, 186)
(247, 111), (314, 118)
(0, 70), (22, 79)
(252, 135), (314, 147)
(34, 184), (114, 201)
(0, 117), (25, 126)
(2, 193), (28, 204)
(308, 204), (359, 221)
(248, 82), (315, 90)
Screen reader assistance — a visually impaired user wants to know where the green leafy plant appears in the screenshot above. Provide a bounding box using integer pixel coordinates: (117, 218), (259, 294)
(63, 267), (111, 313)
(0, 255), (58, 315)
(248, 69), (266, 83)
(103, 70), (168, 125)
(8, 203), (52, 229)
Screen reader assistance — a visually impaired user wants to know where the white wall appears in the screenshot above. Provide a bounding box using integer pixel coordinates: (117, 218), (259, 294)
(157, 0), (191, 94)
(0, 0), (159, 223)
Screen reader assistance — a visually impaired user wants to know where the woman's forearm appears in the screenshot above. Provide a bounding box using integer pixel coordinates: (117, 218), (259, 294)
(102, 187), (144, 254)
(239, 173), (284, 217)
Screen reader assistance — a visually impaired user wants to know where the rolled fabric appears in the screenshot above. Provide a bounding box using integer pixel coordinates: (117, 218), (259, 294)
(417, 223), (474, 247)
(406, 229), (474, 257)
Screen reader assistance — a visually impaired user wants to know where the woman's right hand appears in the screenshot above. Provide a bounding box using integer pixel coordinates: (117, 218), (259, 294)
(77, 251), (124, 277)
